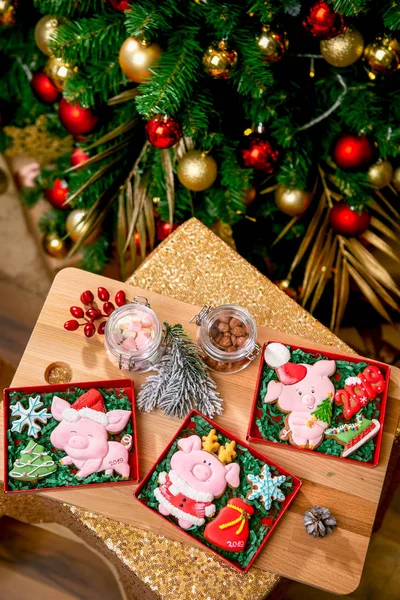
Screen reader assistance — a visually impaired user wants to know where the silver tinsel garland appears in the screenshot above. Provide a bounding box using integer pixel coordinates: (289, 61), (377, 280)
(137, 323), (223, 419)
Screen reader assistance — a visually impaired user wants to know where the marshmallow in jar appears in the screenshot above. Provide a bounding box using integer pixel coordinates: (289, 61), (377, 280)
(104, 297), (164, 373)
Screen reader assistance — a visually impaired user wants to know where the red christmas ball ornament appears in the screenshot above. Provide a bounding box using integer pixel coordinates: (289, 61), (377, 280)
(156, 220), (178, 241)
(44, 179), (70, 210)
(31, 71), (61, 103)
(329, 203), (371, 237)
(105, 0), (130, 10)
(241, 133), (279, 173)
(303, 1), (346, 40)
(70, 148), (89, 168)
(333, 134), (373, 170)
(80, 290), (94, 304)
(115, 290), (126, 306)
(145, 115), (182, 149)
(58, 98), (98, 136)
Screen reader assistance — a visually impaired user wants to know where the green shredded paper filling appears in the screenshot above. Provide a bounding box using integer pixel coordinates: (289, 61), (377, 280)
(255, 348), (381, 463)
(7, 387), (134, 491)
(138, 414), (293, 570)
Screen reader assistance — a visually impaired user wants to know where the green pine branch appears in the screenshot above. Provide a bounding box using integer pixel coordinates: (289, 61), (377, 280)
(331, 0), (370, 16)
(64, 59), (123, 106)
(51, 13), (126, 63)
(125, 0), (183, 38)
(80, 235), (111, 273)
(34, 0), (106, 17)
(232, 29), (274, 99)
(381, 0), (400, 30)
(135, 25), (202, 118)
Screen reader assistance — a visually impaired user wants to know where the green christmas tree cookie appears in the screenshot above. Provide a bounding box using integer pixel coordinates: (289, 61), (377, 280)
(10, 440), (57, 482)
(306, 394), (333, 428)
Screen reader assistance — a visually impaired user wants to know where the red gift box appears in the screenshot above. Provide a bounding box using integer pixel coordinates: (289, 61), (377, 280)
(3, 379), (139, 493)
(134, 410), (302, 572)
(247, 341), (390, 468)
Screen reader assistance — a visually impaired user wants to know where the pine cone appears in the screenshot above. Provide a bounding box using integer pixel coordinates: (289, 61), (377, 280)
(303, 506), (337, 538)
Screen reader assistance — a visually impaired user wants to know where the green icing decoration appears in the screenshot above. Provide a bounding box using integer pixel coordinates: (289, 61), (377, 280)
(7, 386), (134, 491)
(310, 395), (332, 425)
(138, 414), (293, 570)
(255, 347), (380, 463)
(10, 440), (57, 481)
(326, 414), (371, 444)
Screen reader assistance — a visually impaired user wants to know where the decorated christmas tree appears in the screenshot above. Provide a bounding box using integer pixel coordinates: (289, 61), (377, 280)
(9, 439), (57, 482)
(1, 1), (400, 328)
(309, 394), (332, 425)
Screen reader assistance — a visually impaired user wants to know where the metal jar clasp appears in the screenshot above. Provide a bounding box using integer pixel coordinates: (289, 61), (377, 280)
(246, 343), (261, 361)
(189, 305), (211, 325)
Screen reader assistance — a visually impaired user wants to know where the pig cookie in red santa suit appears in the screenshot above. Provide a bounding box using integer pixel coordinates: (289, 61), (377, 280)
(204, 498), (254, 552)
(50, 389), (132, 479)
(154, 429), (241, 530)
(263, 343), (336, 450)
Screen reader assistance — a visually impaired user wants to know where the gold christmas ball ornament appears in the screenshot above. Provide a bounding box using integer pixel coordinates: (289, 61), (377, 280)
(275, 184), (313, 216)
(363, 35), (400, 79)
(0, 168), (8, 194)
(119, 36), (162, 83)
(256, 25), (289, 64)
(320, 26), (364, 67)
(34, 15), (61, 56)
(177, 150), (218, 192)
(45, 56), (76, 91)
(66, 209), (100, 245)
(43, 232), (70, 259)
(368, 160), (394, 189)
(0, 0), (16, 26)
(392, 166), (400, 192)
(203, 40), (238, 79)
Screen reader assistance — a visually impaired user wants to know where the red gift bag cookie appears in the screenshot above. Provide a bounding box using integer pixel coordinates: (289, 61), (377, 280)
(204, 498), (254, 552)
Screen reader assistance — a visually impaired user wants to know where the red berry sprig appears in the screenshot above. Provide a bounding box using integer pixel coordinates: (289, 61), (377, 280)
(64, 287), (128, 337)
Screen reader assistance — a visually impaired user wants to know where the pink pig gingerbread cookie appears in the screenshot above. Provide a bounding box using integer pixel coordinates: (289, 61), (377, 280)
(50, 389), (132, 479)
(154, 429), (240, 530)
(263, 343), (336, 450)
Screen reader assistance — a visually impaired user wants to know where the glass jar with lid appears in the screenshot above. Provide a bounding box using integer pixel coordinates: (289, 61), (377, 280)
(104, 296), (164, 373)
(192, 304), (260, 374)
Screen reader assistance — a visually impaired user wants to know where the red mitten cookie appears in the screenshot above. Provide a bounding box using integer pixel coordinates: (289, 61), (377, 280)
(204, 498), (254, 552)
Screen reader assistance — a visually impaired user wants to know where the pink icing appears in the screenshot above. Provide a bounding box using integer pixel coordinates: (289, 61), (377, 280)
(265, 360), (336, 448)
(154, 435), (241, 529)
(50, 396), (132, 479)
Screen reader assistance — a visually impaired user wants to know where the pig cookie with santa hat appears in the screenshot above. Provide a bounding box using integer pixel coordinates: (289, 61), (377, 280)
(50, 388), (132, 479)
(154, 429), (241, 530)
(263, 343), (336, 450)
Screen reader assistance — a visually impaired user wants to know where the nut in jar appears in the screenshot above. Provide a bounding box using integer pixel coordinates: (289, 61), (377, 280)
(192, 304), (260, 374)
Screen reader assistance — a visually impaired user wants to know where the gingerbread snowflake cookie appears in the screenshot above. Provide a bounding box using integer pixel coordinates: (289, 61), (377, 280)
(10, 394), (52, 438)
(246, 465), (286, 510)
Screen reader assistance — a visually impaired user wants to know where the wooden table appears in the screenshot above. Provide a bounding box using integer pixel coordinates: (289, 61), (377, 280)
(1, 267), (400, 595)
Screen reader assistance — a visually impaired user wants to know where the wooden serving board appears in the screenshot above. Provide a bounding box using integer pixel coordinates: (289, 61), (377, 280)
(1, 267), (400, 595)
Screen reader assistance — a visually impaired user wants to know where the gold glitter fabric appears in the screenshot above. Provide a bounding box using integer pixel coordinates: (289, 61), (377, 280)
(0, 493), (279, 600)
(129, 217), (353, 353)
